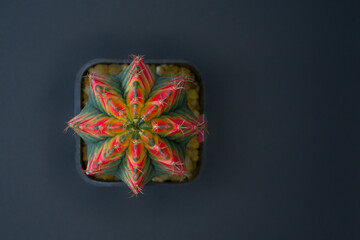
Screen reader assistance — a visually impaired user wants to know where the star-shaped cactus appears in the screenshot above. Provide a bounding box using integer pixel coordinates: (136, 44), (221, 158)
(68, 56), (205, 195)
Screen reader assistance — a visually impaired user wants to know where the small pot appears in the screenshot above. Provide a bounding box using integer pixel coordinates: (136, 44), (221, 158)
(74, 59), (206, 187)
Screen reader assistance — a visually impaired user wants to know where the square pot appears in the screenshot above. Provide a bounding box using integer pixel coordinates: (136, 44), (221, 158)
(74, 59), (206, 187)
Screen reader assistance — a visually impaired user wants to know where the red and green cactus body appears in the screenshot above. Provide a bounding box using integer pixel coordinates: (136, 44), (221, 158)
(68, 56), (205, 195)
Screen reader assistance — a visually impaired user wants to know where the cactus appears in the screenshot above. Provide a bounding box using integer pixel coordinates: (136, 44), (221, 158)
(68, 56), (205, 195)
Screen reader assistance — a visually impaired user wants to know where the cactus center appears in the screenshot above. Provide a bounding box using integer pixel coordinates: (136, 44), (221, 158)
(127, 118), (145, 132)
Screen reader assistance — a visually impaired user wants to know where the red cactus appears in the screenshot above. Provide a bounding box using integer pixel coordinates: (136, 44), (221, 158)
(68, 56), (205, 195)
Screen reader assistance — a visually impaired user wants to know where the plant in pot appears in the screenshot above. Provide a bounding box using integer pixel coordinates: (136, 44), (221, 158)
(67, 55), (205, 196)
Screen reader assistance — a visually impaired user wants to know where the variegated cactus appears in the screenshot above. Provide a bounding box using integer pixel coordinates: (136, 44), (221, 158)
(68, 56), (205, 195)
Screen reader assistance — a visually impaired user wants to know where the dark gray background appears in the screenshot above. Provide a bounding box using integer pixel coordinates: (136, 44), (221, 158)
(1, 0), (359, 239)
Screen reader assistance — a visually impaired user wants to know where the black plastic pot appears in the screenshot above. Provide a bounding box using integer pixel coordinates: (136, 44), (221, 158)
(74, 59), (206, 187)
